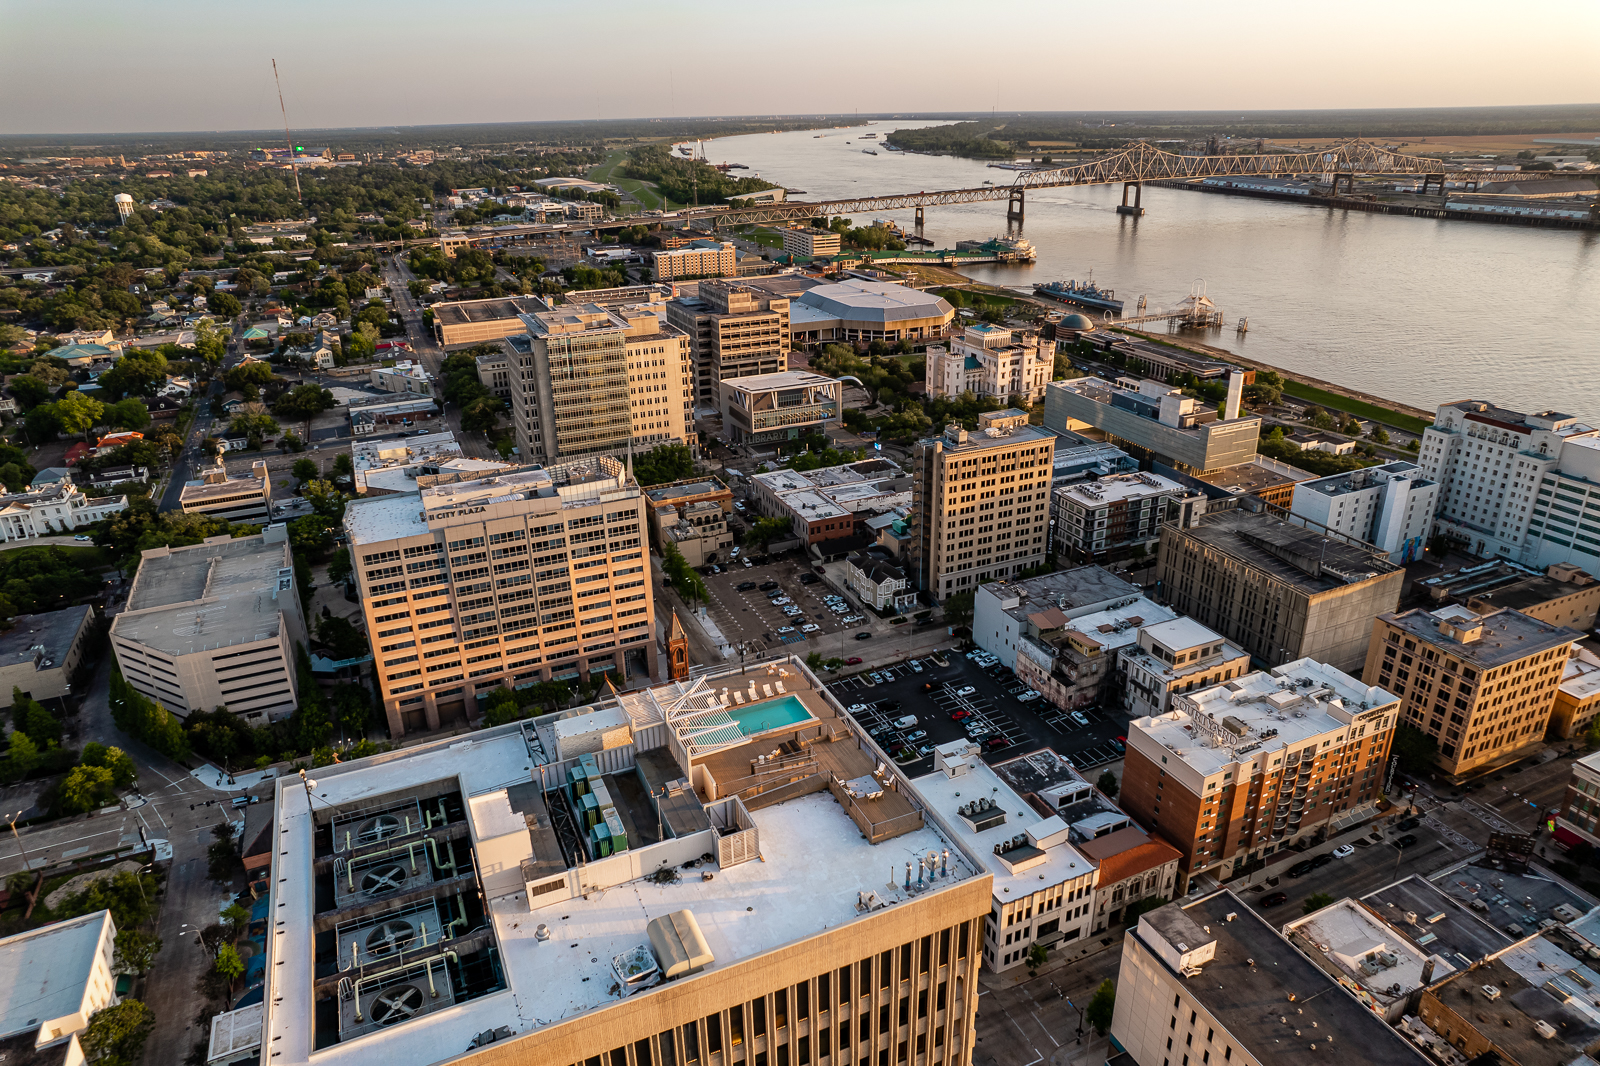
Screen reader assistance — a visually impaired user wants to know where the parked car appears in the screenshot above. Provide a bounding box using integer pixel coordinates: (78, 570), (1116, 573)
(845, 656), (862, 665)
(917, 745), (935, 758)
(801, 624), (821, 633)
(842, 615), (865, 625)
(949, 710), (972, 721)
(74, 534), (93, 543)
(1310, 853), (1332, 868)
(759, 581), (779, 591)
(777, 626), (795, 634)
(800, 573), (818, 584)
(1286, 860), (1316, 878)
(743, 559), (753, 568)
(729, 546), (741, 557)
(1016, 690), (1041, 703)
(1394, 835), (1418, 849)
(737, 581), (757, 591)
(855, 631), (872, 641)
(1069, 711), (1089, 727)
(1397, 817), (1421, 832)
(848, 704), (871, 713)
(910, 661), (924, 673)
(877, 701), (901, 712)
(1260, 891), (1289, 907)
(1332, 844), (1355, 859)
(905, 730), (927, 743)
(984, 736), (1009, 751)
(955, 685), (976, 697)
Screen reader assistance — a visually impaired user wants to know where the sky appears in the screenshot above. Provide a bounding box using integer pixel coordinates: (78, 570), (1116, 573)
(2, 0), (1597, 135)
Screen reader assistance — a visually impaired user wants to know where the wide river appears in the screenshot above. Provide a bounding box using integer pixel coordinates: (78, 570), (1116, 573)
(690, 121), (1600, 419)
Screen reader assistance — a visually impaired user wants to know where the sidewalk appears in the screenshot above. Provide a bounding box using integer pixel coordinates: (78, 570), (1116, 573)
(977, 928), (1127, 992)
(1205, 800), (1413, 891)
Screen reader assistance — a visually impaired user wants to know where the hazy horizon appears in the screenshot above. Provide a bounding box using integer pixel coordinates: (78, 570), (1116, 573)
(3, 0), (1598, 136)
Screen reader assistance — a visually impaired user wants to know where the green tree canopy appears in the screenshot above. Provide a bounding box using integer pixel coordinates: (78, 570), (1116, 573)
(53, 390), (105, 439)
(1086, 979), (1116, 1035)
(81, 999), (155, 1066)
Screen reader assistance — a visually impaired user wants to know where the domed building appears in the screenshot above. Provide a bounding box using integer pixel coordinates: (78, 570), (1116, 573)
(1060, 313), (1096, 333)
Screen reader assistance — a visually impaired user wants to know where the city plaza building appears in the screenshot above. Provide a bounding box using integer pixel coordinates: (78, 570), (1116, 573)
(258, 657), (991, 1066)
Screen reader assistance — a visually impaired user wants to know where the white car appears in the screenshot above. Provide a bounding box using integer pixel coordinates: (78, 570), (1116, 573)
(955, 686), (976, 697)
(801, 624), (821, 633)
(730, 546), (741, 557)
(742, 559), (753, 568)
(910, 661), (923, 673)
(73, 534), (92, 542)
(843, 615), (865, 625)
(848, 704), (871, 713)
(1331, 844), (1355, 859)
(777, 626), (796, 634)
(1016, 690), (1041, 703)
(1069, 711), (1089, 727)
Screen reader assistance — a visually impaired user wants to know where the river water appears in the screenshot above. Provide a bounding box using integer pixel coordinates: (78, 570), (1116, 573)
(691, 122), (1600, 419)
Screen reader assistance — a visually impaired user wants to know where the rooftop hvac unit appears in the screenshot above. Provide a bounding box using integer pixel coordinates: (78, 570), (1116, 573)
(364, 983), (427, 1027)
(360, 864), (410, 899)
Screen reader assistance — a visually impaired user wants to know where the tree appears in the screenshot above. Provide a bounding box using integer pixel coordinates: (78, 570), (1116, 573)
(332, 452), (354, 480)
(327, 547), (352, 586)
(292, 457), (317, 485)
(8, 374), (54, 409)
(744, 516), (790, 550)
(221, 903), (252, 940)
(633, 443), (695, 486)
(1370, 425), (1391, 445)
(942, 592), (975, 627)
(81, 1000), (155, 1066)
(13, 688), (61, 747)
(214, 943), (244, 1006)
(105, 398), (152, 431)
(114, 929), (162, 974)
(98, 352), (168, 398)
(1303, 892), (1335, 914)
(302, 479), (346, 521)
(59, 764), (117, 814)
(81, 742), (138, 789)
(1097, 770), (1119, 799)
(195, 319), (226, 365)
(1391, 722), (1438, 775)
(53, 390), (105, 441)
(211, 291), (242, 317)
(1, 729), (41, 784)
(228, 411), (280, 439)
(1026, 942), (1048, 975)
(1085, 979), (1116, 1035)
(273, 383), (335, 436)
(316, 616), (369, 661)
(1585, 715), (1600, 752)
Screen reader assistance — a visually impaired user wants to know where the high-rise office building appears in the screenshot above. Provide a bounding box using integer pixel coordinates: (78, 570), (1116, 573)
(344, 457), (656, 736)
(256, 656), (991, 1066)
(666, 280), (791, 407)
(908, 411), (1056, 602)
(1364, 604), (1579, 776)
(504, 304), (693, 465)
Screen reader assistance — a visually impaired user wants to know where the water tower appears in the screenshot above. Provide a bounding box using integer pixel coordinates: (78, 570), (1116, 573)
(113, 193), (134, 224)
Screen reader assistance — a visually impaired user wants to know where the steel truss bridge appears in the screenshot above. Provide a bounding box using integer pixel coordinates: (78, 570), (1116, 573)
(440, 139), (1561, 249)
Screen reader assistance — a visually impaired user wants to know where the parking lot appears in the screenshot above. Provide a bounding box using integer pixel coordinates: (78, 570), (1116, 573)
(692, 552), (880, 658)
(827, 649), (1136, 777)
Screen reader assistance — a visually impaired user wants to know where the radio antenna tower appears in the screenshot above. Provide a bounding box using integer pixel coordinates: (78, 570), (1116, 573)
(271, 59), (303, 204)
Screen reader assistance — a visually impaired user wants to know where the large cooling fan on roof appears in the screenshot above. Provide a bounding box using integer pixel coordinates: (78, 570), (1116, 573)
(365, 920), (416, 957)
(369, 984), (425, 1026)
(360, 864), (408, 898)
(355, 814), (404, 845)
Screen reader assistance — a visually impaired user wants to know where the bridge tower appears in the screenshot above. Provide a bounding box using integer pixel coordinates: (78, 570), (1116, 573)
(914, 206), (925, 239)
(1005, 188), (1024, 227)
(1420, 173), (1446, 197)
(1117, 182), (1144, 217)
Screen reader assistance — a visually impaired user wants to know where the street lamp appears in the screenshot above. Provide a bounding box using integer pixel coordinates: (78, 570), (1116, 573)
(8, 811), (35, 874)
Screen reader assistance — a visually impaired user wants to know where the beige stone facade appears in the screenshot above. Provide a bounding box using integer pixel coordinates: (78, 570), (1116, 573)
(178, 460), (272, 523)
(1365, 604), (1579, 776)
(431, 296), (546, 347)
(667, 281), (791, 406)
(780, 227), (842, 259)
(506, 305), (693, 465)
(909, 412), (1057, 602)
(0, 606), (94, 704)
(653, 241), (737, 281)
(343, 458), (656, 736)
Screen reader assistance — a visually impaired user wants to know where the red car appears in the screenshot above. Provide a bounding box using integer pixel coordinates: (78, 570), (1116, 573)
(845, 656), (863, 665)
(984, 736), (1009, 750)
(949, 709), (972, 721)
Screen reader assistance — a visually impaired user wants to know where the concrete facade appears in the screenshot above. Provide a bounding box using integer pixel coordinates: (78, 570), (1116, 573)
(1050, 471), (1204, 562)
(718, 371), (841, 446)
(1043, 375), (1261, 474)
(666, 281), (791, 407)
(1289, 460), (1438, 563)
(0, 606), (94, 705)
(179, 461), (272, 523)
(1155, 508), (1405, 675)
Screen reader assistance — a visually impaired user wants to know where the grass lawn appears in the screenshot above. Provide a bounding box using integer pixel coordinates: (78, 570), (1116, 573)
(590, 149), (675, 212)
(1279, 381), (1429, 435)
(739, 227), (786, 250)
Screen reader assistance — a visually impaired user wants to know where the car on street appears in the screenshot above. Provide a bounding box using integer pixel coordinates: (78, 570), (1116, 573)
(1069, 711), (1089, 727)
(74, 534), (92, 542)
(1397, 817), (1421, 832)
(1260, 891), (1289, 907)
(955, 686), (976, 696)
(1287, 860), (1316, 878)
(1016, 690), (1041, 703)
(845, 656), (862, 665)
(1395, 835), (1418, 849)
(737, 581), (757, 591)
(1332, 844), (1355, 859)
(1310, 853), (1332, 868)
(855, 631), (872, 640)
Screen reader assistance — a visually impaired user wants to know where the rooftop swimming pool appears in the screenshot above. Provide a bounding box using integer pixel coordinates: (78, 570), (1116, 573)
(728, 694), (813, 736)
